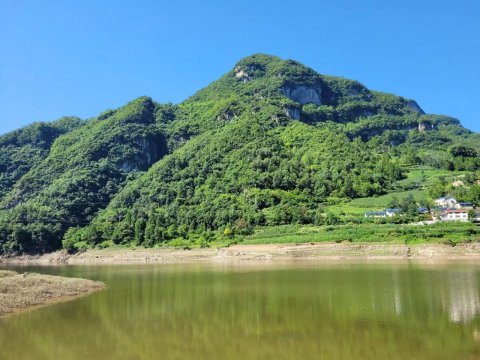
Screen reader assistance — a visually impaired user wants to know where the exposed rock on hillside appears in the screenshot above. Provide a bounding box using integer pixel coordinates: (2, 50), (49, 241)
(282, 85), (322, 105)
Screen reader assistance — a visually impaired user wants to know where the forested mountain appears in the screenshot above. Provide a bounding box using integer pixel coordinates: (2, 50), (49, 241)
(0, 117), (84, 199)
(1, 54), (479, 254)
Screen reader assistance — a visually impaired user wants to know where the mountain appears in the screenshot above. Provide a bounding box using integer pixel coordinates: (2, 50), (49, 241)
(1, 54), (479, 254)
(0, 117), (84, 200)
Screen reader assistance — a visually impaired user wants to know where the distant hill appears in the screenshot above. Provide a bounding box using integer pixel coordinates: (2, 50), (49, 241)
(1, 54), (479, 254)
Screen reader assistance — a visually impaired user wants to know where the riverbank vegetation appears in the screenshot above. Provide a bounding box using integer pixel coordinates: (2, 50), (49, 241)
(242, 222), (480, 246)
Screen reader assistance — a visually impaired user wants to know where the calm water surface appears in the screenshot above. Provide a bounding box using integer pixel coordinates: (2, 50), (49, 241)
(1, 262), (480, 359)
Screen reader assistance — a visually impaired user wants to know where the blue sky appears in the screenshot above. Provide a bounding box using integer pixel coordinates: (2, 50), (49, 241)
(1, 0), (479, 135)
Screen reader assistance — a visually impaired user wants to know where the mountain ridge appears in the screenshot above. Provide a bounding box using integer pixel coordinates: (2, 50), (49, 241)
(0, 54), (478, 254)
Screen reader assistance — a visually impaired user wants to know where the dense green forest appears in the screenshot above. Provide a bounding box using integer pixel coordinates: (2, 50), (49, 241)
(0, 54), (479, 254)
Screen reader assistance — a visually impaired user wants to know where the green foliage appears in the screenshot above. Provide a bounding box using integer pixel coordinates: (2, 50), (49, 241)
(399, 193), (419, 219)
(243, 222), (480, 245)
(0, 54), (479, 254)
(468, 210), (477, 222)
(0, 98), (166, 253)
(0, 117), (84, 200)
(449, 145), (477, 158)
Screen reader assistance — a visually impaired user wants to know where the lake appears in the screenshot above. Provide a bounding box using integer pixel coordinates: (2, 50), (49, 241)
(1, 261), (480, 359)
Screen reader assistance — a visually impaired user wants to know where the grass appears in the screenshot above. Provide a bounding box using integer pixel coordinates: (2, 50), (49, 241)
(241, 222), (480, 245)
(346, 167), (469, 211)
(396, 166), (465, 188)
(348, 190), (428, 209)
(323, 204), (373, 215)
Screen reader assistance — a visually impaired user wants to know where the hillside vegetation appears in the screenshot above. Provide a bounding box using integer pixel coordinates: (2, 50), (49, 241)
(0, 54), (479, 254)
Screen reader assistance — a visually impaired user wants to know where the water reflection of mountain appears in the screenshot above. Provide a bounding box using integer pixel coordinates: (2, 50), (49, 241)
(2, 265), (480, 360)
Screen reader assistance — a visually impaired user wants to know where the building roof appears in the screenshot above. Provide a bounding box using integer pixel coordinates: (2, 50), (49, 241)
(435, 196), (456, 201)
(365, 211), (386, 216)
(444, 209), (469, 214)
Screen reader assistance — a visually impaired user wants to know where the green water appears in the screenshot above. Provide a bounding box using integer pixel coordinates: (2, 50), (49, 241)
(1, 262), (480, 359)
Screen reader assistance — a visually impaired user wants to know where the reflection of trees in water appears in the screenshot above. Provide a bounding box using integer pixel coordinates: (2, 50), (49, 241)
(384, 268), (480, 324)
(393, 271), (402, 316)
(445, 270), (480, 323)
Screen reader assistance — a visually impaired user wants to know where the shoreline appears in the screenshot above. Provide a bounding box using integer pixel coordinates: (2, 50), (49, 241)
(0, 271), (105, 318)
(2, 242), (480, 265)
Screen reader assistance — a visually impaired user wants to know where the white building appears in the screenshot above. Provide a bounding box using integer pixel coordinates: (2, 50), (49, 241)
(364, 211), (386, 218)
(435, 196), (458, 209)
(440, 209), (469, 222)
(385, 208), (401, 217)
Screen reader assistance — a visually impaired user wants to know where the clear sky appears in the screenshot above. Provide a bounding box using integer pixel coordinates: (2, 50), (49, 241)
(1, 0), (479, 135)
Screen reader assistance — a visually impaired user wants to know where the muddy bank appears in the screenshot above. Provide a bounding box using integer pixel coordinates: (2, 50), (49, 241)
(0, 270), (105, 317)
(2, 242), (480, 265)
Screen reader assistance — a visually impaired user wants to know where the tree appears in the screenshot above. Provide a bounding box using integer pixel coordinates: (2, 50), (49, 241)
(429, 180), (446, 199)
(387, 196), (401, 209)
(468, 210), (477, 222)
(449, 145), (477, 158)
(400, 194), (418, 217)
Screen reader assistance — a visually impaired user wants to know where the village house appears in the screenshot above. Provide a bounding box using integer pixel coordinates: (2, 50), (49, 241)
(459, 202), (475, 209)
(365, 207), (432, 219)
(385, 208), (401, 217)
(440, 209), (469, 222)
(434, 196), (458, 209)
(364, 211), (386, 218)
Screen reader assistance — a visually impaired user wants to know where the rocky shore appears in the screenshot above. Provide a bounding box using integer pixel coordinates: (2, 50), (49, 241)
(2, 242), (480, 265)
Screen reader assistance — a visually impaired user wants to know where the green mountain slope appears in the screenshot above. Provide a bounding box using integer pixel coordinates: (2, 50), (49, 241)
(0, 97), (166, 253)
(0, 117), (83, 200)
(1, 54), (479, 254)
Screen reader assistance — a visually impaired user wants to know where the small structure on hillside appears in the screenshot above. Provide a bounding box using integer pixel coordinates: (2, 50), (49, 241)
(364, 211), (386, 218)
(434, 196), (458, 209)
(440, 209), (469, 222)
(365, 207), (432, 219)
(385, 208), (401, 217)
(459, 202), (475, 209)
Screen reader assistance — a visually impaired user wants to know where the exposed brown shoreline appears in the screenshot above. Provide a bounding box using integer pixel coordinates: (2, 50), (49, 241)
(0, 271), (105, 318)
(2, 242), (480, 265)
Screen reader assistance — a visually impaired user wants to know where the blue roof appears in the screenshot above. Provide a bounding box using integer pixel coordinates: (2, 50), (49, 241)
(365, 211), (386, 216)
(386, 208), (401, 212)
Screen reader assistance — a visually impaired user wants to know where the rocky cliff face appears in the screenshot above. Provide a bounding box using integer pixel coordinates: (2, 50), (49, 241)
(119, 137), (166, 172)
(407, 100), (425, 115)
(418, 121), (435, 132)
(234, 67), (251, 82)
(282, 85), (322, 105)
(283, 106), (301, 120)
